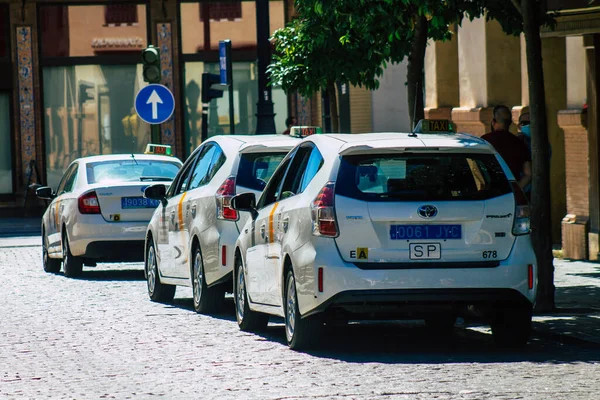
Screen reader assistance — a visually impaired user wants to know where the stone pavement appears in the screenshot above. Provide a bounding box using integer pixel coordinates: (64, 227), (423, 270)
(1, 216), (599, 346)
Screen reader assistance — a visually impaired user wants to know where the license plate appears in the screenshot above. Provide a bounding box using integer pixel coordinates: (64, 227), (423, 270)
(121, 197), (160, 209)
(409, 243), (441, 260)
(390, 224), (461, 240)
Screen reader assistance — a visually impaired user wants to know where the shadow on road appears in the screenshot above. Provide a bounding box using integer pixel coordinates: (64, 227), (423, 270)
(554, 285), (600, 310)
(65, 268), (146, 281)
(250, 320), (600, 365)
(167, 296), (237, 323)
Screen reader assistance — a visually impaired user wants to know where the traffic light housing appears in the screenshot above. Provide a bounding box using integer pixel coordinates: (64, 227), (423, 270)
(201, 72), (224, 103)
(78, 81), (95, 103)
(142, 45), (161, 83)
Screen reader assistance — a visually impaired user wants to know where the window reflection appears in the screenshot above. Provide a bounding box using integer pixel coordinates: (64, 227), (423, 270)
(184, 61), (287, 156)
(180, 1), (284, 53)
(43, 65), (151, 189)
(40, 4), (147, 58)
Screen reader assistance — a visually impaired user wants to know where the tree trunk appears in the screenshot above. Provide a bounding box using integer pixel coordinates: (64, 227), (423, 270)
(407, 15), (428, 129)
(327, 81), (340, 133)
(522, 0), (555, 312)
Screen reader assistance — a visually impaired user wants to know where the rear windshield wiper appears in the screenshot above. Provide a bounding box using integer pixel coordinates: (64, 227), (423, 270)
(140, 176), (174, 182)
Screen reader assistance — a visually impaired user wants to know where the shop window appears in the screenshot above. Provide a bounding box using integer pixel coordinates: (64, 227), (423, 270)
(200, 2), (242, 21)
(105, 4), (138, 25)
(40, 5), (147, 58)
(181, 1), (284, 53)
(0, 92), (12, 193)
(43, 65), (151, 189)
(183, 62), (287, 156)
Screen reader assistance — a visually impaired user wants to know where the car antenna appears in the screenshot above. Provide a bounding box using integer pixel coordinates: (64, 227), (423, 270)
(131, 140), (138, 165)
(408, 82), (419, 138)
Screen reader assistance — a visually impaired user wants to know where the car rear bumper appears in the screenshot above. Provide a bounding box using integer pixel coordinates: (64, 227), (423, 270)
(304, 288), (532, 320)
(68, 215), (148, 259)
(293, 235), (537, 317)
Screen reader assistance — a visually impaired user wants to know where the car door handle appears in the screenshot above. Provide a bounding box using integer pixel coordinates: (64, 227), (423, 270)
(170, 211), (176, 225)
(191, 204), (197, 218)
(260, 224), (266, 239)
(282, 216), (289, 233)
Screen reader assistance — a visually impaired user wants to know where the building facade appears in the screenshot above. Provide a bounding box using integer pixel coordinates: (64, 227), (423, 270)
(425, 1), (600, 259)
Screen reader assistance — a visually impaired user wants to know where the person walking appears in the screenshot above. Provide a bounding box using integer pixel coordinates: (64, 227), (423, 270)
(482, 105), (532, 191)
(282, 116), (296, 135)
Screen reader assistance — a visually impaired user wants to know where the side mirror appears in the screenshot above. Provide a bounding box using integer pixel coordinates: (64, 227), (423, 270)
(36, 186), (56, 200)
(144, 184), (167, 207)
(231, 192), (258, 219)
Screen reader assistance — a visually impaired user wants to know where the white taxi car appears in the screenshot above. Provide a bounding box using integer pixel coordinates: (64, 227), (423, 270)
(142, 134), (300, 314)
(231, 122), (537, 350)
(36, 145), (182, 278)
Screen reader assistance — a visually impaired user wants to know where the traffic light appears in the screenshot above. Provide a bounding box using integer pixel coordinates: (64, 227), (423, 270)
(78, 81), (95, 103)
(201, 72), (225, 103)
(142, 45), (161, 83)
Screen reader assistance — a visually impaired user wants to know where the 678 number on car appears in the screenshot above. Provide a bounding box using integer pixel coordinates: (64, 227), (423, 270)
(482, 250), (497, 259)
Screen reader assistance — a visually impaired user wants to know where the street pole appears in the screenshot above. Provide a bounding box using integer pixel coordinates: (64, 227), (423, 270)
(201, 103), (209, 142)
(225, 40), (235, 135)
(151, 124), (161, 144)
(255, 0), (276, 134)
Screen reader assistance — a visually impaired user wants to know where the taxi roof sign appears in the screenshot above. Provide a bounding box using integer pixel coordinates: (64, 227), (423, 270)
(414, 119), (454, 134)
(290, 126), (322, 138)
(144, 143), (173, 156)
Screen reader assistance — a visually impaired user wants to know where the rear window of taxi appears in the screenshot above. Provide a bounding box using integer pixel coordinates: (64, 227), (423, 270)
(236, 152), (287, 191)
(336, 153), (511, 201)
(86, 160), (181, 184)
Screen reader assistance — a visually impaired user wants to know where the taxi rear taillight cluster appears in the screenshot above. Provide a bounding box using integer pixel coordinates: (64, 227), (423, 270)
(511, 181), (530, 236)
(311, 182), (338, 237)
(216, 176), (238, 221)
(78, 190), (101, 214)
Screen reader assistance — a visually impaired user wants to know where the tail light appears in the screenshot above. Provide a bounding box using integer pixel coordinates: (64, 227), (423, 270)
(528, 264), (534, 290)
(78, 190), (101, 214)
(511, 181), (530, 236)
(311, 182), (338, 237)
(216, 176), (238, 221)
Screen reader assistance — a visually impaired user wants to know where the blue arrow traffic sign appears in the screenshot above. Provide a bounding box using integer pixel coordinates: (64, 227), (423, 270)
(135, 84), (175, 125)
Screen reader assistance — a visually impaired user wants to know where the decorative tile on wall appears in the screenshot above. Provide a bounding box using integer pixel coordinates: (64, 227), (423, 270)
(16, 26), (36, 184)
(157, 23), (175, 148)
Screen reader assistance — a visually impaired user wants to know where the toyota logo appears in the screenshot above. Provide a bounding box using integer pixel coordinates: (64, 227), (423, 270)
(417, 205), (438, 219)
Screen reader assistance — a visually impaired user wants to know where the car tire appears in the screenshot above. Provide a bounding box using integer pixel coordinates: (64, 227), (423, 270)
(42, 228), (61, 273)
(284, 269), (322, 350)
(62, 231), (83, 278)
(491, 306), (532, 348)
(192, 245), (224, 314)
(234, 256), (268, 332)
(146, 240), (176, 303)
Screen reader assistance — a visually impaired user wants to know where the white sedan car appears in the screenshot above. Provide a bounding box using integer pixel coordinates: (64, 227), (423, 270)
(142, 134), (300, 314)
(37, 150), (182, 277)
(231, 122), (537, 350)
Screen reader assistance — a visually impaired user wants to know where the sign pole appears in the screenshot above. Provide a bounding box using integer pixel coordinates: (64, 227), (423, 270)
(220, 40), (235, 135)
(151, 124), (161, 144)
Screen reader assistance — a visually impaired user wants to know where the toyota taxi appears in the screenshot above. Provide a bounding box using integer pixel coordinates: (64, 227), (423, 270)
(142, 134), (301, 313)
(36, 145), (182, 278)
(230, 121), (537, 350)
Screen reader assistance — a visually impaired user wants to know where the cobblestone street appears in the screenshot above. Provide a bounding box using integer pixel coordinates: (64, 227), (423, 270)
(2, 241), (600, 400)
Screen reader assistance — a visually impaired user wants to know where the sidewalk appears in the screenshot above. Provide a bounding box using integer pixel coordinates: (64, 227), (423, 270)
(532, 258), (600, 346)
(0, 217), (41, 237)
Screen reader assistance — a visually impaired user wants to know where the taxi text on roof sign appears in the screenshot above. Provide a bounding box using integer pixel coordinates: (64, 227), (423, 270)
(144, 143), (173, 156)
(290, 126), (323, 138)
(415, 119), (454, 133)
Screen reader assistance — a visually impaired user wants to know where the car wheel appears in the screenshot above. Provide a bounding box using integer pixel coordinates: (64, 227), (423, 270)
(146, 240), (176, 302)
(62, 231), (83, 278)
(491, 306), (532, 348)
(42, 228), (61, 273)
(192, 246), (224, 314)
(285, 269), (322, 350)
(234, 256), (268, 332)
